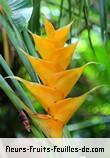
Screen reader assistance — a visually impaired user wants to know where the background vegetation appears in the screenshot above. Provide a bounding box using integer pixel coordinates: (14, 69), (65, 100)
(0, 0), (110, 137)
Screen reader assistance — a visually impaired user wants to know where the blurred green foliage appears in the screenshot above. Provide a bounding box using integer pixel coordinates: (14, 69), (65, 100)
(0, 0), (110, 138)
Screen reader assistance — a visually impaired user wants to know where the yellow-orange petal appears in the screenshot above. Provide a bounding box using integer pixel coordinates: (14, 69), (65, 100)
(30, 33), (56, 59)
(32, 114), (64, 138)
(23, 105), (64, 138)
(49, 22), (73, 48)
(24, 105), (64, 138)
(49, 42), (78, 69)
(44, 19), (55, 38)
(21, 46), (78, 85)
(44, 19), (72, 48)
(23, 86), (101, 128)
(13, 77), (63, 112)
(30, 22), (73, 58)
(40, 63), (91, 97)
(32, 34), (77, 63)
(23, 52), (63, 78)
(50, 87), (100, 124)
(50, 93), (88, 124)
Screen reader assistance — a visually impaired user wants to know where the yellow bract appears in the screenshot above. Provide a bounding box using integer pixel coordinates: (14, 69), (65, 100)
(44, 20), (73, 48)
(50, 42), (78, 70)
(44, 19), (55, 38)
(50, 93), (88, 124)
(24, 52), (63, 73)
(31, 34), (56, 59)
(32, 114), (64, 138)
(22, 105), (64, 138)
(14, 77), (63, 112)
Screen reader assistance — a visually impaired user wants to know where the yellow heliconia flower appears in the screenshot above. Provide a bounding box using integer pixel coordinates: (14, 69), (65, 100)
(14, 19), (96, 137)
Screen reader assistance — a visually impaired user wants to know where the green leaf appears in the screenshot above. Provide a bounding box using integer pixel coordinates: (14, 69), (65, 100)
(0, 55), (35, 112)
(22, 29), (37, 57)
(63, 125), (71, 138)
(0, 14), (38, 82)
(31, 125), (45, 138)
(0, 75), (23, 111)
(0, 0), (12, 16)
(8, 0), (32, 30)
(68, 116), (110, 131)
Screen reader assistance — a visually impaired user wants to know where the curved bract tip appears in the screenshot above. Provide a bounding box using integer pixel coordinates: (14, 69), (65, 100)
(88, 85), (107, 94)
(82, 61), (99, 69)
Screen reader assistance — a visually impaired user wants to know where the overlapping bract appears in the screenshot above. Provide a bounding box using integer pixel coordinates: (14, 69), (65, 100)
(18, 20), (93, 137)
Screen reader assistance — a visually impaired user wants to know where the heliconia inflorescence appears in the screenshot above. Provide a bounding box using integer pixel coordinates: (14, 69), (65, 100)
(15, 19), (95, 138)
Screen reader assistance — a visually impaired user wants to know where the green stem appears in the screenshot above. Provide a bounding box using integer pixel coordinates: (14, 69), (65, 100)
(22, 29), (37, 57)
(28, 0), (41, 34)
(58, 0), (64, 27)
